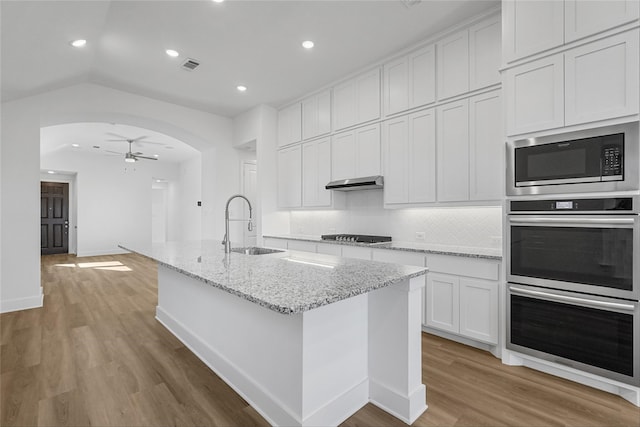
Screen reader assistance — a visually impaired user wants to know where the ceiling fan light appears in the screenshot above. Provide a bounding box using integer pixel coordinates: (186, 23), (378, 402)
(125, 157), (136, 163)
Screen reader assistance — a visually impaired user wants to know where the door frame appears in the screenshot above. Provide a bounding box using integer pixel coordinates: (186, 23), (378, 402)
(40, 172), (77, 255)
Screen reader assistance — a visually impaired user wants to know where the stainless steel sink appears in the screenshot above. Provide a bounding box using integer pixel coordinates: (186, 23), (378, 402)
(230, 247), (284, 255)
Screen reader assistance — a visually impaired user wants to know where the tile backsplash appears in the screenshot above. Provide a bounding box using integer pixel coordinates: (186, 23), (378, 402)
(289, 190), (502, 249)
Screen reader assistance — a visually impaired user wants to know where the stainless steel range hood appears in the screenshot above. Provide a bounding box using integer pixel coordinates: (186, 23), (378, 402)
(325, 175), (384, 191)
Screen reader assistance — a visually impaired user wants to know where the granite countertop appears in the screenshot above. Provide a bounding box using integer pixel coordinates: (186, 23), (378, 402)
(120, 241), (427, 315)
(263, 235), (502, 260)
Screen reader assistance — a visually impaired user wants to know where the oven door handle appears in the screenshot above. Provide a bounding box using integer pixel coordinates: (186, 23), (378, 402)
(509, 286), (636, 311)
(509, 217), (635, 226)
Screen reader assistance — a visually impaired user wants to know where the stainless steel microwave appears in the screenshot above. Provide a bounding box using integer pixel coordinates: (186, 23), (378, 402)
(507, 122), (639, 196)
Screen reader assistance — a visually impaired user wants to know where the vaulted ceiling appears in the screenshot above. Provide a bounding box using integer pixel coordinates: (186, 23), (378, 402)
(1, 0), (499, 118)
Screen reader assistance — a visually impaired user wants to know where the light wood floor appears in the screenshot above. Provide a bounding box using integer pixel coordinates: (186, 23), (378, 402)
(1, 253), (638, 426)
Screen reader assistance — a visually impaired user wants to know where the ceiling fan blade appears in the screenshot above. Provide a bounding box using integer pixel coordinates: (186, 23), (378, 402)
(130, 135), (148, 142)
(133, 155), (158, 160)
(134, 140), (164, 146)
(106, 150), (124, 155)
(106, 132), (129, 139)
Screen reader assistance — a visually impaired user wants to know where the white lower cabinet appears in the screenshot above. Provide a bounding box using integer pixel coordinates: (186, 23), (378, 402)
(425, 255), (500, 345)
(341, 246), (372, 260)
(263, 238), (288, 250)
(316, 243), (342, 256)
(287, 240), (317, 253)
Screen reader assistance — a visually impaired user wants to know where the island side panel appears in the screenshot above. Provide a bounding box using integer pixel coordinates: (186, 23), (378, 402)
(301, 293), (369, 426)
(155, 265), (304, 426)
(368, 275), (428, 424)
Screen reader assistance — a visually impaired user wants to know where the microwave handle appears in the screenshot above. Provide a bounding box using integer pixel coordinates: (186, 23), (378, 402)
(509, 217), (635, 226)
(509, 286), (636, 312)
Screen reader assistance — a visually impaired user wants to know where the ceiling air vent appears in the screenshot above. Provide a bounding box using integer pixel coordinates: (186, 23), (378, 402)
(181, 58), (200, 71)
(401, 0), (421, 8)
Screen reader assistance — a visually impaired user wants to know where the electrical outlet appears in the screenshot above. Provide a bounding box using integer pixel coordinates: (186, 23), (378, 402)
(415, 231), (425, 241)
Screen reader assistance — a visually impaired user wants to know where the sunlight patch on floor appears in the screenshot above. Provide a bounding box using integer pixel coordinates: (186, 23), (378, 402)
(54, 260), (133, 272)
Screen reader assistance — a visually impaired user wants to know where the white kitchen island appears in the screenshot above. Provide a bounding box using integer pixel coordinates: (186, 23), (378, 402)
(121, 241), (428, 427)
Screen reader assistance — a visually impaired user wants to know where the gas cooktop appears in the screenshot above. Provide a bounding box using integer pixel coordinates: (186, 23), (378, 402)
(320, 234), (392, 244)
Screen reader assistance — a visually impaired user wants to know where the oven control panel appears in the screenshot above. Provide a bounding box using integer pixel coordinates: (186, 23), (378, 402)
(510, 197), (634, 213)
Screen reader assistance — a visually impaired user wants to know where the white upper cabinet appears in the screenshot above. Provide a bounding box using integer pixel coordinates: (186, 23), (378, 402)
(333, 69), (381, 131)
(277, 103), (302, 148)
(469, 15), (502, 90)
(277, 145), (302, 208)
(383, 109), (436, 205)
(302, 138), (332, 208)
(469, 90), (503, 201)
(565, 0), (640, 42)
(302, 90), (331, 141)
(437, 30), (470, 100)
(437, 99), (470, 202)
(505, 54), (564, 136)
(503, 0), (564, 63)
(565, 29), (639, 125)
(383, 44), (436, 116)
(331, 123), (381, 180)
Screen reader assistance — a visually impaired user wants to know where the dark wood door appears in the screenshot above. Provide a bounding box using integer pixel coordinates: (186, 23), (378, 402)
(41, 182), (69, 255)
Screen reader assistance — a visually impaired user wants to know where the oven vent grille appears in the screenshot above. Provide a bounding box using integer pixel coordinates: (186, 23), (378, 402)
(181, 58), (200, 71)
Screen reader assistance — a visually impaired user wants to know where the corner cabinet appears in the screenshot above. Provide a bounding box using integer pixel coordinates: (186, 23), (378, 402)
(425, 254), (500, 345)
(333, 68), (381, 131)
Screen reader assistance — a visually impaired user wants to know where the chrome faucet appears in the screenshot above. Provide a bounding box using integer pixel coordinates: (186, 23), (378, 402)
(222, 194), (253, 253)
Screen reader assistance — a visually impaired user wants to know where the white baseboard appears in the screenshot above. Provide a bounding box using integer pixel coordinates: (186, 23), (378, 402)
(76, 247), (130, 257)
(369, 380), (427, 425)
(1, 292), (43, 313)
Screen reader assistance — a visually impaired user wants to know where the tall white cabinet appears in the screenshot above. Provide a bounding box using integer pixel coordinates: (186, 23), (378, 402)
(437, 100), (470, 202)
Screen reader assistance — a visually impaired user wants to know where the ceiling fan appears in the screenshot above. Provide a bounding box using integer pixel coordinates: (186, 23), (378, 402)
(105, 133), (160, 162)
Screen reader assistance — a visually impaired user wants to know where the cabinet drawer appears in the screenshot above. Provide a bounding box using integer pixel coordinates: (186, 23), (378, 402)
(342, 246), (372, 260)
(316, 243), (342, 256)
(263, 238), (287, 250)
(427, 254), (499, 281)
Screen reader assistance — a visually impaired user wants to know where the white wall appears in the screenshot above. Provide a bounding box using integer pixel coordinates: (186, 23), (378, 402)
(1, 82), (241, 313)
(41, 149), (182, 256)
(168, 154), (202, 242)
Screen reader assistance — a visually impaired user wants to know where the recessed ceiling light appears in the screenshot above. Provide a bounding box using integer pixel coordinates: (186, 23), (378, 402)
(47, 170), (56, 174)
(302, 40), (315, 49)
(71, 143), (80, 147)
(153, 154), (159, 158)
(237, 85), (247, 92)
(212, 0), (225, 3)
(165, 49), (179, 57)
(70, 39), (86, 48)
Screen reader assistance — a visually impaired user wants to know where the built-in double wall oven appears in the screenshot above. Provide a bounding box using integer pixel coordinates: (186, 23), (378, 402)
(506, 122), (640, 387)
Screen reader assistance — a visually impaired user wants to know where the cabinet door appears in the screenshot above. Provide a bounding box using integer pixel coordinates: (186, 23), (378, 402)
(302, 90), (332, 140)
(331, 131), (356, 180)
(459, 278), (498, 344)
(302, 138), (331, 207)
(426, 273), (459, 334)
(408, 108), (436, 203)
(469, 15), (501, 90)
(333, 79), (356, 131)
(355, 123), (381, 177)
(384, 56), (409, 116)
(277, 145), (302, 208)
(357, 68), (381, 124)
(409, 44), (436, 109)
(565, 29), (639, 126)
(277, 103), (302, 147)
(382, 116), (409, 204)
(469, 90), (502, 201)
(437, 30), (470, 100)
(565, 0), (640, 43)
(503, 0), (564, 63)
(437, 100), (469, 202)
(505, 54), (564, 136)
